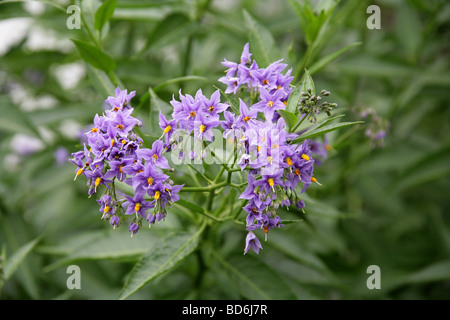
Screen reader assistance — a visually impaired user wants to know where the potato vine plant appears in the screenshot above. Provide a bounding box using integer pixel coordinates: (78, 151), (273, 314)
(72, 43), (361, 253)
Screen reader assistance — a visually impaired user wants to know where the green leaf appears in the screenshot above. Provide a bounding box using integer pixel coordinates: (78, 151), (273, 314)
(288, 0), (337, 46)
(293, 121), (363, 143)
(44, 229), (159, 271)
(404, 260), (450, 284)
(243, 10), (280, 68)
(285, 83), (303, 114)
(72, 39), (116, 72)
(118, 229), (204, 300)
(4, 237), (41, 280)
(139, 12), (197, 53)
(176, 199), (206, 215)
(278, 110), (298, 131)
(0, 95), (41, 138)
(153, 76), (208, 92)
(309, 42), (362, 74)
(213, 85), (239, 114)
(299, 69), (315, 96)
(94, 0), (118, 31)
(215, 253), (296, 300)
(86, 65), (116, 97)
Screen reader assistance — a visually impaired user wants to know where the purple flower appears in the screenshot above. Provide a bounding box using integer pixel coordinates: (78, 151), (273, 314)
(124, 188), (154, 218)
(97, 194), (115, 219)
(110, 215), (120, 228)
(244, 231), (263, 254)
(159, 112), (176, 143)
(218, 76), (241, 95)
(128, 161), (169, 192)
(193, 112), (221, 141)
(236, 99), (258, 129)
(108, 108), (137, 136)
(105, 87), (136, 110)
(251, 88), (286, 121)
(221, 111), (242, 138)
(128, 222), (139, 237)
(136, 140), (170, 169)
(198, 89), (228, 119)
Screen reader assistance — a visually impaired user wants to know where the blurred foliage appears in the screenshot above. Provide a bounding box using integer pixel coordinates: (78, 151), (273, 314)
(0, 0), (449, 300)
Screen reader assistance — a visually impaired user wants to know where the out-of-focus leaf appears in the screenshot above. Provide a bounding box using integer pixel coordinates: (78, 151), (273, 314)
(396, 2), (422, 62)
(215, 253), (296, 300)
(139, 12), (197, 53)
(94, 0), (118, 31)
(243, 10), (280, 68)
(72, 39), (116, 72)
(4, 237), (41, 280)
(44, 229), (159, 271)
(0, 96), (41, 138)
(86, 65), (116, 97)
(309, 42), (362, 74)
(118, 229), (203, 299)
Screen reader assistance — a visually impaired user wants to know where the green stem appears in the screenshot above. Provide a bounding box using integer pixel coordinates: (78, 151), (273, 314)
(291, 112), (309, 133)
(179, 181), (228, 193)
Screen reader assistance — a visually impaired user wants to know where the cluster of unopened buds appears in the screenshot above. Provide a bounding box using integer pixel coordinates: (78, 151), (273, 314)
(71, 43), (334, 254)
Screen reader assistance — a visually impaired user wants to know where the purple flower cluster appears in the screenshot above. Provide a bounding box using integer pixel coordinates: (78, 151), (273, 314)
(71, 87), (182, 236)
(167, 43), (320, 254)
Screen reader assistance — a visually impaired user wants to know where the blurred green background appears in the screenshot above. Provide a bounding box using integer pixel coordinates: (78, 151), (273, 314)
(0, 0), (449, 300)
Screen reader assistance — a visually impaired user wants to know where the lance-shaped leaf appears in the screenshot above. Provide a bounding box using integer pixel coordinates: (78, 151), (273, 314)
(243, 10), (280, 68)
(94, 0), (118, 31)
(72, 39), (116, 72)
(118, 228), (204, 299)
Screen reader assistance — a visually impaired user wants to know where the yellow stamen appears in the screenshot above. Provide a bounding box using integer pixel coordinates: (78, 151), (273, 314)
(268, 178), (274, 187)
(277, 85), (281, 90)
(301, 153), (310, 161)
(163, 125), (172, 134)
(95, 177), (102, 187)
(113, 107), (120, 112)
(244, 116), (251, 122)
(283, 100), (287, 106)
(295, 169), (301, 176)
(311, 177), (317, 183)
(74, 168), (84, 180)
(121, 139), (127, 144)
(325, 144), (332, 151)
(111, 139), (115, 147)
(154, 191), (160, 200)
(272, 144), (279, 149)
(286, 157), (293, 166)
(189, 111), (196, 118)
(200, 124), (206, 133)
(116, 124), (124, 130)
(257, 145), (261, 152)
(262, 80), (269, 85)
(91, 128), (99, 133)
(134, 203), (141, 212)
(152, 154), (158, 160)
(119, 165), (124, 173)
(104, 206), (111, 213)
(137, 169), (143, 173)
(147, 177), (154, 186)
(208, 106), (214, 112)
(268, 101), (274, 107)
